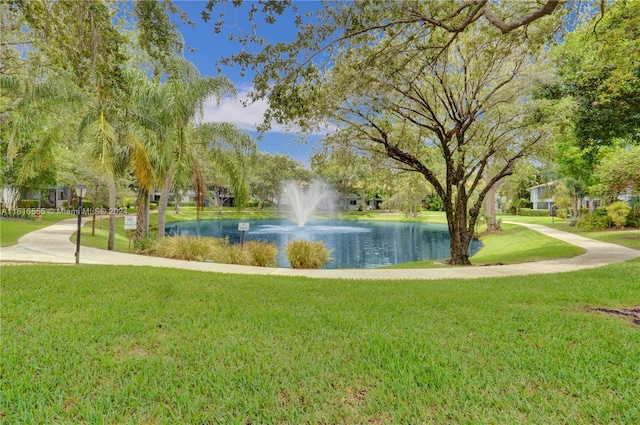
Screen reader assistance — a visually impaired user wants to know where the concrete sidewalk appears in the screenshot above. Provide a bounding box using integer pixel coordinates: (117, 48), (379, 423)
(1, 218), (638, 280)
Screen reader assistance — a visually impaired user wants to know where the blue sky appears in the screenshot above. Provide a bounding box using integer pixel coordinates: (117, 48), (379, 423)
(172, 1), (323, 166)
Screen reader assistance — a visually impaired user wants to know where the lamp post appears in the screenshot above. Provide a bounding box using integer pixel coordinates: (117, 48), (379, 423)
(75, 184), (87, 264)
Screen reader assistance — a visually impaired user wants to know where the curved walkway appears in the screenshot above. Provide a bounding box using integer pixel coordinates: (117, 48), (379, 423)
(1, 218), (638, 280)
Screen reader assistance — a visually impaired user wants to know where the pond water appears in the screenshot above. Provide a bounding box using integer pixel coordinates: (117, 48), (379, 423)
(166, 219), (482, 269)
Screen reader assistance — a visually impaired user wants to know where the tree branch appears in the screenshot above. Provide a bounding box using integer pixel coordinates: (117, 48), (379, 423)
(483, 0), (564, 34)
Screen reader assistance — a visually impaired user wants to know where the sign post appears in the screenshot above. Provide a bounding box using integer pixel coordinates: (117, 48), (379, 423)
(550, 205), (557, 224)
(124, 216), (137, 252)
(238, 222), (250, 250)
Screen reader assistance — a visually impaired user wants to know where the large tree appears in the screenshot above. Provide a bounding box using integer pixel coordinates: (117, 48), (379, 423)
(593, 145), (640, 204)
(249, 153), (308, 209)
(207, 2), (567, 264)
(552, 0), (640, 161)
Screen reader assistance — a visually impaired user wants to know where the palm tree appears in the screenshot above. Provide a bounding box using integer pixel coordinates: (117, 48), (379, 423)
(1, 73), (82, 202)
(196, 122), (257, 215)
(151, 58), (245, 239)
(79, 68), (157, 249)
(79, 107), (124, 250)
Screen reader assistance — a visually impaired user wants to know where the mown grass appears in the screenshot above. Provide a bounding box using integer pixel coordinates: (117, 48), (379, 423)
(503, 214), (640, 251)
(471, 223), (585, 264)
(582, 231), (640, 250)
(0, 213), (77, 246)
(2, 262), (639, 423)
(381, 223), (585, 269)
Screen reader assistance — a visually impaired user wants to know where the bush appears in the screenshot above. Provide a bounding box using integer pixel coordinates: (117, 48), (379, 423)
(518, 208), (551, 217)
(285, 240), (332, 269)
(134, 236), (154, 252)
(17, 200), (39, 208)
(426, 196), (444, 211)
(224, 244), (247, 264)
(577, 208), (610, 231)
(556, 208), (569, 219)
(244, 241), (278, 267)
(80, 201), (93, 214)
(626, 210), (640, 228)
(144, 236), (279, 267)
(606, 201), (631, 229)
(147, 236), (219, 261)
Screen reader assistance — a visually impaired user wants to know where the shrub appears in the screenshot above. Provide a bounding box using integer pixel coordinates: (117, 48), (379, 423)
(285, 240), (332, 269)
(244, 241), (278, 267)
(148, 236), (218, 261)
(17, 200), (39, 208)
(577, 208), (609, 231)
(518, 208), (551, 217)
(144, 236), (279, 267)
(626, 210), (640, 228)
(224, 244), (248, 264)
(606, 201), (631, 229)
(80, 201), (93, 214)
(426, 196), (444, 211)
(134, 236), (154, 253)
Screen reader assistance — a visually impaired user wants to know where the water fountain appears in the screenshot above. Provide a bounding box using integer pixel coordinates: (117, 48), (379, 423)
(282, 180), (334, 226)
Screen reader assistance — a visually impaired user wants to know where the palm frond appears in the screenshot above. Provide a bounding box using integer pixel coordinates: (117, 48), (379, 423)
(80, 111), (119, 176)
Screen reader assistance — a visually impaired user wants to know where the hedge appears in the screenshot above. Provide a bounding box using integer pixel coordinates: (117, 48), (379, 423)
(17, 200), (40, 209)
(518, 208), (551, 217)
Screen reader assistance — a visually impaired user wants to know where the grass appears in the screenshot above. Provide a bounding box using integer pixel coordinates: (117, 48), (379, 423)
(0, 213), (77, 246)
(381, 223), (585, 269)
(471, 223), (585, 264)
(582, 231), (640, 250)
(2, 261), (639, 423)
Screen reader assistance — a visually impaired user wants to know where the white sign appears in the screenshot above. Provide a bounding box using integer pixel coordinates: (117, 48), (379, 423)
(238, 222), (250, 232)
(124, 216), (137, 230)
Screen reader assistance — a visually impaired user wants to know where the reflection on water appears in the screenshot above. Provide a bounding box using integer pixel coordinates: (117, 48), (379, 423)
(166, 219), (482, 269)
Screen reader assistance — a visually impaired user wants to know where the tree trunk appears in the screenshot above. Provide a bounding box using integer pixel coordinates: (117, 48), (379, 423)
(446, 191), (472, 266)
(107, 178), (116, 251)
(135, 187), (149, 240)
(157, 171), (172, 240)
(485, 182), (500, 231)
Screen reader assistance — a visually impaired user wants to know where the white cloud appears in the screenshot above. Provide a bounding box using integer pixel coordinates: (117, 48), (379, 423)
(200, 87), (335, 136)
(200, 88), (290, 133)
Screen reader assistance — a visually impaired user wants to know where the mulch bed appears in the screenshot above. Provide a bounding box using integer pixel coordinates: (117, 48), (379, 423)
(588, 307), (640, 326)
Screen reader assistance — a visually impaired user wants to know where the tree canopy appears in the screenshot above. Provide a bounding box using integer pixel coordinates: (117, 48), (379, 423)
(554, 0), (640, 153)
(205, 0), (574, 264)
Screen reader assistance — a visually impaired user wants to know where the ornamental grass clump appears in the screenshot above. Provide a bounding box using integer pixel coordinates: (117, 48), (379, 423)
(209, 240), (278, 266)
(145, 236), (278, 267)
(244, 241), (278, 267)
(148, 236), (219, 261)
(285, 239), (332, 269)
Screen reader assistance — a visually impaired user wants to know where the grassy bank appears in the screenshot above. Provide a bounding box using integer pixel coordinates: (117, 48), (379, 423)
(2, 262), (639, 423)
(0, 213), (77, 246)
(383, 222), (585, 269)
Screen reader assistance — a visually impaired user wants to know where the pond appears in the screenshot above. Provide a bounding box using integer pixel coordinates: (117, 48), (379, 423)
(166, 219), (482, 269)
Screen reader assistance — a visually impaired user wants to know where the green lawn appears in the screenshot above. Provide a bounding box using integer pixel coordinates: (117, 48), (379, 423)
(379, 222), (585, 269)
(574, 230), (640, 250)
(0, 213), (77, 246)
(2, 262), (639, 423)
